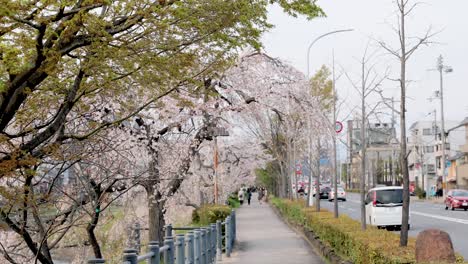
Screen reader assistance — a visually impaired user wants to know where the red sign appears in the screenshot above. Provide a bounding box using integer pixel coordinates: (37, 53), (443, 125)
(335, 121), (343, 133)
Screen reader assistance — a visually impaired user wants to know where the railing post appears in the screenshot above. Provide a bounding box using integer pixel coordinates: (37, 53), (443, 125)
(194, 229), (201, 264)
(134, 222), (141, 254)
(231, 210), (236, 243)
(148, 241), (160, 264)
(200, 228), (206, 264)
(210, 223), (216, 262)
(205, 227), (211, 264)
(122, 249), (138, 264)
(176, 234), (185, 264)
(186, 231), (194, 264)
(225, 216), (231, 257)
(216, 220), (222, 261)
(166, 224), (173, 238)
(88, 259), (105, 264)
(164, 225), (175, 264)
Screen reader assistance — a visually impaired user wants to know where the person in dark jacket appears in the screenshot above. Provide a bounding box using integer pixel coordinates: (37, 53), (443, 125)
(247, 188), (252, 205)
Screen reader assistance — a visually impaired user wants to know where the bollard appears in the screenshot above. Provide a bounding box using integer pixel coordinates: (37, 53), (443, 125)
(122, 249), (138, 264)
(88, 259), (105, 264)
(194, 229), (201, 264)
(176, 234), (185, 264)
(164, 234), (175, 264)
(148, 241), (160, 264)
(216, 220), (222, 261)
(225, 216), (231, 257)
(186, 231), (195, 264)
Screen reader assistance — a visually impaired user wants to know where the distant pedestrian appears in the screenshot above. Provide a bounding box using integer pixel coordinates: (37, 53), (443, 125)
(238, 188), (245, 205)
(247, 188), (252, 205)
(264, 188), (268, 203)
(258, 188), (264, 204)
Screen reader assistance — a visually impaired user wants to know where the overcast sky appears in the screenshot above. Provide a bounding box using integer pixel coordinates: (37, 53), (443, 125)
(262, 0), (468, 128)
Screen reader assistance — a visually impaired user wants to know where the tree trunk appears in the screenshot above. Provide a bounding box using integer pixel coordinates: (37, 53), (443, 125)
(146, 184), (166, 244)
(399, 0), (410, 247)
(87, 205), (102, 259)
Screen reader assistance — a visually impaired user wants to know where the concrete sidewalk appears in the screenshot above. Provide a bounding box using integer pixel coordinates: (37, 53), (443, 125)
(220, 194), (323, 264)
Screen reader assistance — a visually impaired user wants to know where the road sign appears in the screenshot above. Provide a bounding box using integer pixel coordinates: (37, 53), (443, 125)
(335, 121), (343, 133)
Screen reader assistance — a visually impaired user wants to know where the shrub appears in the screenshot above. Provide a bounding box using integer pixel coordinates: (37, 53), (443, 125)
(227, 194), (240, 208)
(192, 205), (232, 226)
(415, 187), (426, 199)
(271, 197), (465, 264)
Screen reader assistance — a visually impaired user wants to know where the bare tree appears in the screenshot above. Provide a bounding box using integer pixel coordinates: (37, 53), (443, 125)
(345, 46), (388, 230)
(377, 0), (434, 246)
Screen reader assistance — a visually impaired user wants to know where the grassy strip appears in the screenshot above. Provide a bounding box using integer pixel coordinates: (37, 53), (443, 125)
(270, 197), (465, 264)
(345, 189), (361, 193)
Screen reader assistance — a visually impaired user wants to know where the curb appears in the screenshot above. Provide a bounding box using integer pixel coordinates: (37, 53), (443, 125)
(270, 204), (352, 264)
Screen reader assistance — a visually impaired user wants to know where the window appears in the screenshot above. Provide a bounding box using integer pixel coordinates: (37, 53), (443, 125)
(424, 146), (434, 153)
(423, 128), (432, 135)
(452, 191), (468, 196)
(375, 189), (403, 204)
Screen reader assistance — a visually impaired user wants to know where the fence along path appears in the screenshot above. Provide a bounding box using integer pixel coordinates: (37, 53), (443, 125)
(88, 209), (236, 264)
(220, 193), (323, 264)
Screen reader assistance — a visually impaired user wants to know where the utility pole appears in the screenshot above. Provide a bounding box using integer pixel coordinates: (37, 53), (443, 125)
(347, 120), (353, 189)
(392, 97), (396, 186)
(332, 50), (339, 218)
(214, 136), (219, 204)
(436, 55), (453, 197)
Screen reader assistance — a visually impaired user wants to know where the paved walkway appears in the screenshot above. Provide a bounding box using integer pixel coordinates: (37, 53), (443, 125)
(221, 194), (323, 264)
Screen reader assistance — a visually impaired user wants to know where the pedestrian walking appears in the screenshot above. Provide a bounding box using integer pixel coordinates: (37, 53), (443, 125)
(247, 188), (252, 205)
(238, 188), (245, 205)
(258, 188), (264, 204)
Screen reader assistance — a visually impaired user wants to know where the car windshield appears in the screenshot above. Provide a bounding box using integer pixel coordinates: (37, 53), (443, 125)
(375, 189), (403, 204)
(338, 188), (344, 192)
(452, 191), (468, 197)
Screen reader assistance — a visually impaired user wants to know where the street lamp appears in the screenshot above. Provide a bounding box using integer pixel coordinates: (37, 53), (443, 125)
(436, 55), (452, 197)
(305, 29), (353, 215)
(306, 29), (354, 78)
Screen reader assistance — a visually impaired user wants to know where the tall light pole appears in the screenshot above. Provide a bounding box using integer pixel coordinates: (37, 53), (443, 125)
(436, 55), (452, 197)
(306, 29), (354, 78)
(305, 29), (353, 213)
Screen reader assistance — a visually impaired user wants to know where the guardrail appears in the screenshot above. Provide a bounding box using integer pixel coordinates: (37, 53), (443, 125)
(87, 209), (236, 264)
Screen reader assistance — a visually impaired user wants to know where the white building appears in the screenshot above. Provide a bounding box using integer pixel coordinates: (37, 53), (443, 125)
(408, 120), (465, 193)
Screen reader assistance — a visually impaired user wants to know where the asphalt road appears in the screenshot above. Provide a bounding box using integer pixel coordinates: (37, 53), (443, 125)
(318, 193), (468, 259)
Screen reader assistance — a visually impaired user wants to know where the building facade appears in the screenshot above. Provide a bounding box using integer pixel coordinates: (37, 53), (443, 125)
(408, 120), (466, 193)
(347, 120), (399, 189)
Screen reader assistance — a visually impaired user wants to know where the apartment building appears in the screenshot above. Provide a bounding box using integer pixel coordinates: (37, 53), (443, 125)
(408, 120), (465, 192)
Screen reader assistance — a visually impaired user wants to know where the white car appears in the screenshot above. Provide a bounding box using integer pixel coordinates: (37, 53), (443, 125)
(329, 187), (346, 201)
(365, 186), (410, 230)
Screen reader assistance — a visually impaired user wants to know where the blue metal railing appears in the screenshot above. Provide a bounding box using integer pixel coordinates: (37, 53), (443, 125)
(87, 209), (236, 264)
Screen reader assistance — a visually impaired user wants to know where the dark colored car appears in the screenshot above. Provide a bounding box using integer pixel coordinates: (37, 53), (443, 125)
(320, 186), (331, 199)
(445, 189), (468, 211)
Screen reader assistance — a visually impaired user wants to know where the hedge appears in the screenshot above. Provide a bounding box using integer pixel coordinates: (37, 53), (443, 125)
(270, 197), (465, 264)
(192, 205), (232, 226)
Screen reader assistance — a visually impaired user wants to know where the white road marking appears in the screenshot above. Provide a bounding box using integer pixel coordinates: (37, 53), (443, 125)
(411, 211), (468, 225)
